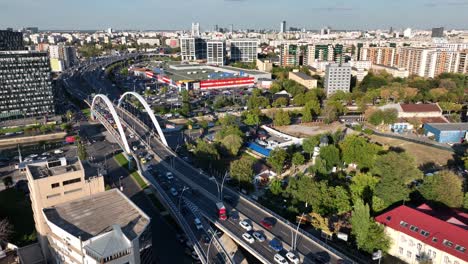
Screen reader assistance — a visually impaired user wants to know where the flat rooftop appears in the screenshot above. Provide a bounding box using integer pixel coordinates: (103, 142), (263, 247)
(43, 189), (149, 241)
(290, 71), (315, 80)
(28, 157), (81, 180)
(425, 123), (468, 131)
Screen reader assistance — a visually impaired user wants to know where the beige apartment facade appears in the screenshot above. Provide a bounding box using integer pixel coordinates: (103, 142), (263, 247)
(289, 71), (318, 89)
(26, 157), (105, 260)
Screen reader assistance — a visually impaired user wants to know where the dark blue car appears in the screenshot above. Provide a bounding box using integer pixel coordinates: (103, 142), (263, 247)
(269, 238), (283, 252)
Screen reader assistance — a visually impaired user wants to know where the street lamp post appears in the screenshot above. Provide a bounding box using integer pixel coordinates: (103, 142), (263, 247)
(119, 176), (123, 191)
(293, 212), (306, 251)
(178, 186), (189, 212)
(205, 230), (218, 264)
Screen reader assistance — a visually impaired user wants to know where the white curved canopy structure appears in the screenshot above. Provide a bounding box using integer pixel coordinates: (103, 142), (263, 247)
(91, 94), (131, 153)
(117, 91), (168, 147)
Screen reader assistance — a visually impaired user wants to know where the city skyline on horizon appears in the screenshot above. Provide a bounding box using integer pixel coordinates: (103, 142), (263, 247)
(1, 0), (468, 31)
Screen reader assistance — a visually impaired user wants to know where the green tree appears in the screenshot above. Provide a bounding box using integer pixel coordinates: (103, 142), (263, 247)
(339, 135), (379, 169)
(323, 100), (345, 124)
(292, 152), (305, 171)
(180, 89), (191, 117)
(230, 156), (255, 192)
(419, 170), (464, 208)
(77, 140), (88, 161)
(349, 172), (379, 204)
(332, 186), (352, 215)
(372, 152), (422, 184)
(267, 148), (288, 174)
(194, 139), (220, 167)
(66, 110), (74, 122)
(221, 134), (243, 156)
(350, 199), (390, 254)
(272, 97), (289, 107)
(216, 125), (243, 141)
(273, 109), (291, 126)
(247, 95), (270, 109)
(269, 179), (283, 195)
(302, 135), (320, 158)
(242, 109), (261, 126)
(319, 145), (341, 171)
(218, 114), (237, 126)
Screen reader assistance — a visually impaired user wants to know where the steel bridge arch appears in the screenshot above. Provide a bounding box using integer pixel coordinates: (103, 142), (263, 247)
(91, 94), (131, 154)
(117, 91), (168, 147)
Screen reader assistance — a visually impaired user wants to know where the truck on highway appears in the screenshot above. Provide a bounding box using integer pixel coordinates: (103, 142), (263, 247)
(216, 202), (227, 221)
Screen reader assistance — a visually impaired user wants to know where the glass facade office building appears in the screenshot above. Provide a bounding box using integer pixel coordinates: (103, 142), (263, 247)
(0, 51), (55, 119)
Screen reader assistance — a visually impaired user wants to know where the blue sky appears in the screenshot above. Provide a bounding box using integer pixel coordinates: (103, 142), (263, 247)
(1, 0), (467, 30)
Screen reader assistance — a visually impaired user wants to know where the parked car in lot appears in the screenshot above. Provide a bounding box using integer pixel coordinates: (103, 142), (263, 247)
(239, 220), (252, 231)
(194, 218), (203, 230)
(242, 232), (255, 244)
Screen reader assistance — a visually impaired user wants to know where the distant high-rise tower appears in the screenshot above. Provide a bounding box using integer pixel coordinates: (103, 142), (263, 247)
(107, 27), (113, 34)
(215, 25), (219, 32)
(431, 27), (444, 38)
(191, 22), (200, 37)
(320, 27), (331, 35)
(230, 24), (234, 33)
(280, 21), (286, 33)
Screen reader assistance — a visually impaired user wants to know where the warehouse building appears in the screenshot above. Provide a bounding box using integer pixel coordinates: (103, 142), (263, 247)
(423, 123), (468, 143)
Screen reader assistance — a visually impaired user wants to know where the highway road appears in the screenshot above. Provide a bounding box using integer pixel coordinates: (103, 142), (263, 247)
(116, 105), (348, 264)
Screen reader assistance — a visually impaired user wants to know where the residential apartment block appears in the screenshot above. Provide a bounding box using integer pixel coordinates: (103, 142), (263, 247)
(0, 29), (23, 51)
(397, 47), (461, 78)
(280, 44), (300, 67)
(49, 44), (77, 72)
(376, 204), (467, 264)
(180, 37), (206, 61)
(359, 47), (397, 67)
(230, 39), (258, 63)
(206, 40), (225, 66)
(324, 63), (352, 96)
(0, 50), (55, 119)
(288, 71), (317, 89)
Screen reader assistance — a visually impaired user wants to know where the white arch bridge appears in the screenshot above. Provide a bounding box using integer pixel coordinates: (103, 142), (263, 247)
(90, 92), (168, 155)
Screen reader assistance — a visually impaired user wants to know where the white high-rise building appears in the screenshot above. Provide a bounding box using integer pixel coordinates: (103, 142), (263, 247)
(191, 22), (200, 37)
(403, 28), (412, 38)
(324, 63), (352, 97)
(180, 37), (206, 61)
(230, 39), (258, 62)
(207, 40), (225, 66)
(107, 27), (113, 34)
(49, 44), (77, 72)
(280, 21), (286, 33)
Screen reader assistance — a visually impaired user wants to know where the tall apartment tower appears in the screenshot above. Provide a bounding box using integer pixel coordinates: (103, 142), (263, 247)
(359, 47), (397, 67)
(458, 50), (468, 74)
(180, 37), (206, 61)
(25, 157), (105, 260)
(280, 21), (286, 33)
(207, 40), (225, 66)
(0, 29), (24, 51)
(0, 51), (55, 119)
(191, 22), (200, 37)
(324, 63), (352, 97)
(280, 44), (300, 67)
(49, 44), (77, 72)
(397, 47), (460, 78)
(230, 39), (258, 62)
(431, 27), (444, 38)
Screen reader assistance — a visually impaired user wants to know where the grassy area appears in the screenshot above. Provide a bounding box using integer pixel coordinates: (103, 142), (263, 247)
(82, 108), (91, 119)
(131, 171), (148, 189)
(147, 193), (166, 211)
(114, 153), (148, 189)
(0, 188), (36, 246)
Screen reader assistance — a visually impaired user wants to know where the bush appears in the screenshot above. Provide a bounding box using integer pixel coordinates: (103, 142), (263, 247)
(363, 128), (374, 135)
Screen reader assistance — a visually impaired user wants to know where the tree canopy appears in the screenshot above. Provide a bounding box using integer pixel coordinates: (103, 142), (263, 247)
(230, 156), (255, 192)
(339, 135), (380, 169)
(419, 170), (465, 208)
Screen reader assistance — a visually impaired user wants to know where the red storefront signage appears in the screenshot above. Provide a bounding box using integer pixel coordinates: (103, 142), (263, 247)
(199, 77), (254, 89)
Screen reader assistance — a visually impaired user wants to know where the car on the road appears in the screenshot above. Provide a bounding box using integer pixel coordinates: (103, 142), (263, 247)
(170, 187), (178, 196)
(129, 133), (135, 138)
(274, 254), (288, 264)
(132, 146), (138, 151)
(194, 218), (203, 230)
(286, 252), (300, 264)
(252, 231), (266, 242)
(229, 210), (239, 221)
(260, 218), (274, 229)
(166, 172), (174, 180)
(239, 220), (252, 231)
(269, 239), (283, 252)
(53, 149), (63, 154)
(242, 232), (255, 244)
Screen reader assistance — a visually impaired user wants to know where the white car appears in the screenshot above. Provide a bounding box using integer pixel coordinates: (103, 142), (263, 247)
(242, 233), (255, 244)
(286, 252), (300, 264)
(274, 254), (288, 264)
(239, 220), (252, 231)
(194, 218), (203, 230)
(53, 149), (63, 154)
(166, 172), (174, 180)
(129, 133), (135, 139)
(132, 146), (138, 151)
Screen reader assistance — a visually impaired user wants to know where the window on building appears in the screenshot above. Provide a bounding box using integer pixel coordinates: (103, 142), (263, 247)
(51, 182), (59, 188)
(63, 178), (81, 186)
(46, 193), (60, 199)
(400, 221), (409, 227)
(410, 225), (419, 232)
(432, 237), (438, 243)
(407, 251), (412, 258)
(64, 188), (82, 195)
(420, 230), (430, 237)
(443, 240), (454, 247)
(444, 256), (451, 264)
(455, 245), (466, 253)
(399, 247), (404, 255)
